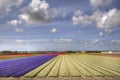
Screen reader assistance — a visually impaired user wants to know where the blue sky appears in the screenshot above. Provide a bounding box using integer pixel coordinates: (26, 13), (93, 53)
(0, 0), (120, 51)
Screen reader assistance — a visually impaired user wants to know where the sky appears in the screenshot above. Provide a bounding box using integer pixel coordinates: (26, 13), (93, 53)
(0, 0), (120, 51)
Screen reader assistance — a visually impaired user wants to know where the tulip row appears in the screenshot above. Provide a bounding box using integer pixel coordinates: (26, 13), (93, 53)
(0, 54), (57, 77)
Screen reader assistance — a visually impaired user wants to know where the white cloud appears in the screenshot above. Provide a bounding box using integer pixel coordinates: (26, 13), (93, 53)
(7, 20), (22, 26)
(90, 0), (112, 8)
(72, 10), (92, 26)
(54, 39), (73, 43)
(8, 0), (67, 25)
(14, 28), (24, 32)
(83, 40), (99, 45)
(0, 0), (23, 15)
(99, 32), (104, 37)
(15, 39), (25, 44)
(30, 0), (49, 11)
(18, 0), (51, 24)
(92, 39), (98, 44)
(84, 40), (99, 45)
(111, 40), (120, 44)
(72, 8), (120, 33)
(97, 8), (120, 29)
(50, 7), (67, 18)
(72, 10), (102, 26)
(50, 28), (57, 33)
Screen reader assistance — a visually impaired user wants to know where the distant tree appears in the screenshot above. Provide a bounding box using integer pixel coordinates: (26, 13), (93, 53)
(1, 50), (12, 53)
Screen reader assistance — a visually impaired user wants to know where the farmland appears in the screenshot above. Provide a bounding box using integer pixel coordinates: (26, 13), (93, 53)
(0, 53), (120, 80)
(0, 54), (39, 60)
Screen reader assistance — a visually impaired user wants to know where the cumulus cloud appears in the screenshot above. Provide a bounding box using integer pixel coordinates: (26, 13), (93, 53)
(7, 20), (22, 26)
(72, 10), (102, 26)
(97, 8), (120, 29)
(15, 0), (67, 25)
(72, 8), (120, 33)
(90, 0), (112, 8)
(7, 0), (67, 25)
(50, 28), (57, 33)
(18, 0), (50, 24)
(49, 7), (67, 18)
(0, 0), (23, 15)
(72, 10), (92, 26)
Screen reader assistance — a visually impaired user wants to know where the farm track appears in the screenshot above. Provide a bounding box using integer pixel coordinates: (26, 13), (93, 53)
(24, 54), (120, 78)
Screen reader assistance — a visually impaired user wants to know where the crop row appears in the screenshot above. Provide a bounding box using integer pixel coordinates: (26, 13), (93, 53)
(0, 54), (57, 77)
(24, 54), (120, 77)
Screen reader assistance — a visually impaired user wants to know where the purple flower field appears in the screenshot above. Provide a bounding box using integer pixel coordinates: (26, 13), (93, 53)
(0, 54), (57, 77)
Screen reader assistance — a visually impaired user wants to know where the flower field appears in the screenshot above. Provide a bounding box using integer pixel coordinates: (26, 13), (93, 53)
(0, 53), (120, 80)
(0, 54), (37, 60)
(0, 54), (57, 77)
(24, 54), (120, 77)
